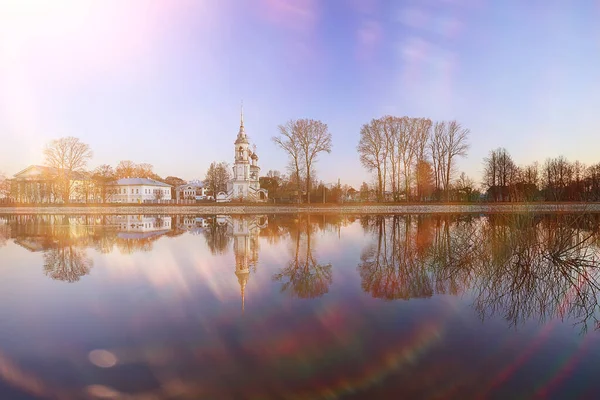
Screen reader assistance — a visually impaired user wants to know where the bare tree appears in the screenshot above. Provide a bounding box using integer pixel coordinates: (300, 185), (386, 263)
(274, 119), (332, 203)
(0, 172), (10, 202)
(483, 148), (517, 201)
(44, 137), (93, 203)
(398, 117), (419, 201)
(92, 164), (116, 203)
(298, 119), (332, 203)
(429, 122), (447, 198)
(204, 161), (231, 196)
(358, 118), (387, 202)
(415, 160), (434, 201)
(413, 118), (432, 201)
(115, 161), (157, 179)
(441, 121), (470, 201)
(134, 163), (155, 179)
(273, 121), (304, 199)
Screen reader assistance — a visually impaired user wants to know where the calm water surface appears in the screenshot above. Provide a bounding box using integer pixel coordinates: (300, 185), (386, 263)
(1, 213), (600, 399)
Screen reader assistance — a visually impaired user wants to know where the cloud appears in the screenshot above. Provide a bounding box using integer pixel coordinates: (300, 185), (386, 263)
(356, 20), (383, 61)
(258, 0), (319, 35)
(397, 36), (458, 115)
(398, 7), (431, 29)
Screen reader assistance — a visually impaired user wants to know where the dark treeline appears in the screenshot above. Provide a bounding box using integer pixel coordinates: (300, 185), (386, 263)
(482, 148), (600, 202)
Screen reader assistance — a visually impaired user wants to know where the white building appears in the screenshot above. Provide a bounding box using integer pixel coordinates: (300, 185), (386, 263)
(11, 165), (94, 203)
(176, 181), (209, 201)
(108, 178), (172, 203)
(216, 108), (268, 202)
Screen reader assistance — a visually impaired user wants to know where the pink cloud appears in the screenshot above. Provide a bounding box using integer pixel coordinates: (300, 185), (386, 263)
(258, 0), (319, 35)
(356, 20), (383, 61)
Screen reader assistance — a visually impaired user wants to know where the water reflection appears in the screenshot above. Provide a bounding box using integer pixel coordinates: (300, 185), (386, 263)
(272, 215), (333, 299)
(359, 214), (600, 330)
(1, 213), (600, 398)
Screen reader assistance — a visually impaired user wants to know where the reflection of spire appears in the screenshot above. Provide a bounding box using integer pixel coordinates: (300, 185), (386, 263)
(235, 268), (249, 313)
(229, 216), (268, 315)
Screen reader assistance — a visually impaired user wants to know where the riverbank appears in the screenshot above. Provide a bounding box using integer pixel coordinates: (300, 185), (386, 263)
(1, 203), (600, 215)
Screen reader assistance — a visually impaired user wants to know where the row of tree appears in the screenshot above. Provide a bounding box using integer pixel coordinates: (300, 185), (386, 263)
(357, 116), (469, 202)
(482, 148), (600, 201)
(4, 122), (600, 204)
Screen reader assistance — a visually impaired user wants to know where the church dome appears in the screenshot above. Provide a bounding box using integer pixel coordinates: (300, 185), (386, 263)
(251, 152), (258, 160)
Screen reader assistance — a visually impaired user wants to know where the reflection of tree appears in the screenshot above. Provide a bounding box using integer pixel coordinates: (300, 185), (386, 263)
(273, 216), (332, 299)
(43, 245), (92, 282)
(358, 216), (433, 300)
(204, 218), (232, 255)
(39, 218), (93, 282)
(0, 218), (9, 247)
(360, 214), (600, 330)
(115, 238), (155, 254)
(472, 214), (600, 331)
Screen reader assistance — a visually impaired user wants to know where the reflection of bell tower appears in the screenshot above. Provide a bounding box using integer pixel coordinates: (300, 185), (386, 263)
(227, 215), (267, 312)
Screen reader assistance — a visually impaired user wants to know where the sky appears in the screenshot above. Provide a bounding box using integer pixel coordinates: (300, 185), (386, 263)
(1, 0), (599, 188)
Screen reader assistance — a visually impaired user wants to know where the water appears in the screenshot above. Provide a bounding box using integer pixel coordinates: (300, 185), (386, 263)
(0, 213), (600, 399)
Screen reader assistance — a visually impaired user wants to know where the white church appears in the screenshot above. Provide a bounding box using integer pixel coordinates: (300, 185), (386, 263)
(216, 109), (268, 202)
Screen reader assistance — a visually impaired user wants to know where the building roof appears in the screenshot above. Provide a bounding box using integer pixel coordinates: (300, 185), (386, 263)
(13, 165), (88, 180)
(110, 178), (172, 187)
(177, 181), (204, 189)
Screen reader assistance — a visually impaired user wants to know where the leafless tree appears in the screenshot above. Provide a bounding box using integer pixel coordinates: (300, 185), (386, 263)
(274, 119), (332, 203)
(415, 160), (434, 201)
(92, 164), (116, 203)
(0, 172), (10, 202)
(413, 118), (432, 201)
(358, 117), (387, 201)
(134, 163), (155, 179)
(204, 161), (231, 196)
(398, 117), (419, 201)
(543, 156), (573, 201)
(483, 148), (517, 201)
(273, 121), (304, 199)
(115, 160), (136, 178)
(43, 137), (93, 203)
(429, 122), (447, 197)
(440, 121), (470, 201)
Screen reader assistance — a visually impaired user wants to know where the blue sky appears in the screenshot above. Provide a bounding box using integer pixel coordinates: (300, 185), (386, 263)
(1, 0), (599, 188)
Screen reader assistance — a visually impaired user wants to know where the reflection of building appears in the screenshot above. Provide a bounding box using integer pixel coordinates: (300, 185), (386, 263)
(216, 108), (268, 202)
(108, 178), (172, 203)
(217, 215), (268, 311)
(9, 215), (105, 252)
(109, 215), (172, 239)
(175, 216), (209, 234)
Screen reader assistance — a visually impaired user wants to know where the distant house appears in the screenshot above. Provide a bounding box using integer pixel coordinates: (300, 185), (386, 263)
(11, 165), (93, 203)
(345, 187), (359, 202)
(108, 178), (172, 203)
(176, 181), (209, 201)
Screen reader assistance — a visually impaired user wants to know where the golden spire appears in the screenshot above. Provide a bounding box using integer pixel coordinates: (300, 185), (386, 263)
(240, 100), (244, 128)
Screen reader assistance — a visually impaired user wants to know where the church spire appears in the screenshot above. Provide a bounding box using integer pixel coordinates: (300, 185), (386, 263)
(240, 101), (244, 128)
